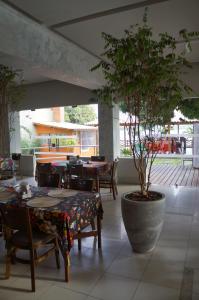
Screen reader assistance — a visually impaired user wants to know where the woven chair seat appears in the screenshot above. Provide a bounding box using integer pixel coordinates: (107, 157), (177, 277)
(11, 230), (56, 248)
(99, 175), (111, 182)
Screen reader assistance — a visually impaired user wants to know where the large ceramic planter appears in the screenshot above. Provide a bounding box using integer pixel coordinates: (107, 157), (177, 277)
(121, 191), (165, 253)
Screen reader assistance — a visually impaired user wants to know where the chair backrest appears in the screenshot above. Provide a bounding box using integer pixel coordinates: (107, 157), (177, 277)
(12, 153), (21, 161)
(37, 162), (52, 173)
(36, 163), (60, 187)
(66, 155), (77, 161)
(90, 156), (106, 162)
(68, 164), (83, 177)
(69, 178), (94, 191)
(0, 206), (32, 245)
(111, 159), (119, 180)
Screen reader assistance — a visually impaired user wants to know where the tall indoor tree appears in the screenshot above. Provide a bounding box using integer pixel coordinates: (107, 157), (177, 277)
(92, 9), (199, 198)
(92, 9), (199, 253)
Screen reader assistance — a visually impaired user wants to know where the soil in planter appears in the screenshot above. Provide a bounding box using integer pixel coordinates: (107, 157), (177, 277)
(126, 191), (163, 202)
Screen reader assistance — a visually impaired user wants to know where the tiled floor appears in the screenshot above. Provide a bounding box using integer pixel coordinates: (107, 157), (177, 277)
(0, 183), (199, 299)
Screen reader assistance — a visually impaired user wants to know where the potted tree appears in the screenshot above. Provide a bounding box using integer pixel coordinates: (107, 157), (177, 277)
(92, 9), (198, 252)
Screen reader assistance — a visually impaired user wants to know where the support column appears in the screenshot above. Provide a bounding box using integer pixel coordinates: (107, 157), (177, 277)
(0, 104), (10, 157)
(9, 111), (21, 154)
(0, 109), (21, 157)
(98, 102), (120, 161)
(193, 123), (199, 168)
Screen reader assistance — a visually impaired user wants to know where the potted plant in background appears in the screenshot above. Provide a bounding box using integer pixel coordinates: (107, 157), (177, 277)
(0, 64), (24, 183)
(92, 9), (199, 252)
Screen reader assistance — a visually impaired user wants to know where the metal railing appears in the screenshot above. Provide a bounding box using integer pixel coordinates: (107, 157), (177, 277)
(21, 145), (99, 161)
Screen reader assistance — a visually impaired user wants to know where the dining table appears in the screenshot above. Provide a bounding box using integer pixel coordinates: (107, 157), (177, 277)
(51, 160), (110, 192)
(0, 185), (103, 282)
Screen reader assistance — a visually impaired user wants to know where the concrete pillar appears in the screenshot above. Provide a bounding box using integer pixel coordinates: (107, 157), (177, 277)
(98, 102), (120, 161)
(0, 104), (10, 157)
(193, 123), (199, 168)
(9, 111), (21, 154)
(0, 109), (21, 157)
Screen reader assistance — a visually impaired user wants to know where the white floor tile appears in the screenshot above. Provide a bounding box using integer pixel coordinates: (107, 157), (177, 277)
(90, 273), (139, 300)
(142, 260), (184, 289)
(133, 282), (180, 300)
(39, 285), (88, 300)
(106, 254), (149, 280)
(151, 244), (187, 263)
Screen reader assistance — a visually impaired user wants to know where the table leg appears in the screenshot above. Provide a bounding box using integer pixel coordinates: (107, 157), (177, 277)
(58, 239), (70, 282)
(96, 175), (100, 192)
(97, 214), (101, 249)
(64, 251), (70, 282)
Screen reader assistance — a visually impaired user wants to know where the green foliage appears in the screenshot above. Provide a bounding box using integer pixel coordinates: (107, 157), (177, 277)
(91, 8), (199, 196)
(178, 98), (199, 119)
(0, 64), (25, 109)
(64, 105), (96, 124)
(121, 148), (132, 156)
(32, 139), (42, 148)
(21, 138), (42, 154)
(152, 158), (182, 166)
(60, 138), (76, 146)
(184, 125), (193, 134)
(51, 138), (77, 146)
(91, 14), (198, 126)
(0, 64), (25, 156)
(20, 125), (32, 139)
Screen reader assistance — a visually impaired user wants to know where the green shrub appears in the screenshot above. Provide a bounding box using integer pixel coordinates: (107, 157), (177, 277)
(121, 148), (132, 156)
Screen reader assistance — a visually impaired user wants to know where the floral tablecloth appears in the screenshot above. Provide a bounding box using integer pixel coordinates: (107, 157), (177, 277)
(0, 186), (103, 253)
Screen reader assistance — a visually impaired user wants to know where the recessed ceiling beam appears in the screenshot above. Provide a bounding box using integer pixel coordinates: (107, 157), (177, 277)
(0, 2), (104, 89)
(51, 0), (170, 29)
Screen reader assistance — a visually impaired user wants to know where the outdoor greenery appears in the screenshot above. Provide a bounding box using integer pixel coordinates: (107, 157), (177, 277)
(50, 137), (77, 146)
(152, 158), (182, 166)
(178, 98), (199, 119)
(64, 105), (96, 124)
(91, 8), (199, 197)
(121, 148), (132, 156)
(21, 138), (42, 154)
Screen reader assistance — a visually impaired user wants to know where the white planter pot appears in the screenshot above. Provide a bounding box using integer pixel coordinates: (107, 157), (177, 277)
(121, 191), (165, 253)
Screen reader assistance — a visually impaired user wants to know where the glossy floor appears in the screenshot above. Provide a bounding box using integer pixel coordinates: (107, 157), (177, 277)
(0, 184), (199, 300)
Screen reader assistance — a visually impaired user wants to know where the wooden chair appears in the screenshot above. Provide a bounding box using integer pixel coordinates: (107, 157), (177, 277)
(99, 159), (119, 200)
(63, 164), (84, 189)
(36, 162), (61, 187)
(66, 155), (76, 161)
(68, 164), (83, 179)
(68, 177), (101, 251)
(0, 206), (60, 292)
(69, 178), (94, 191)
(90, 156), (106, 162)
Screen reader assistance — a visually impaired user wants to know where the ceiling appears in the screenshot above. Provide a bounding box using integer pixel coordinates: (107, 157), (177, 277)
(0, 52), (50, 84)
(1, 0), (199, 83)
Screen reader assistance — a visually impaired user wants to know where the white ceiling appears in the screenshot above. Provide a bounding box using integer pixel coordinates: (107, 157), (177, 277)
(1, 0), (199, 83)
(5, 0), (143, 25)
